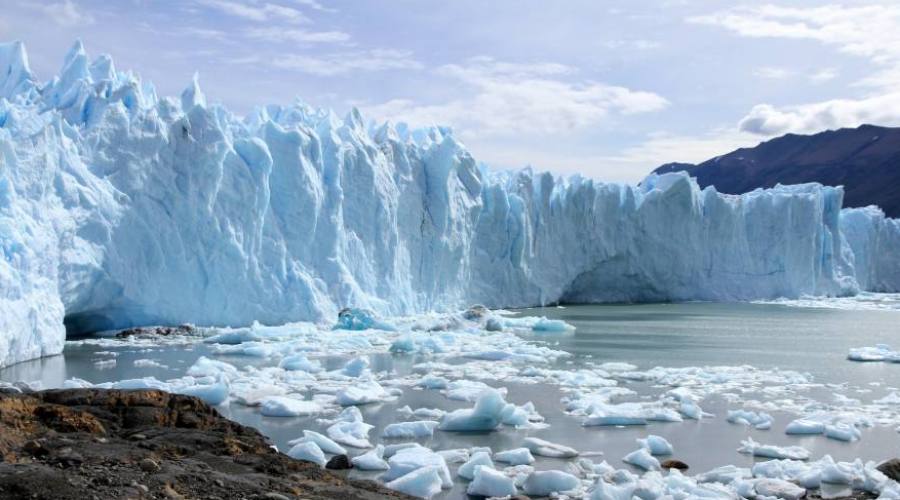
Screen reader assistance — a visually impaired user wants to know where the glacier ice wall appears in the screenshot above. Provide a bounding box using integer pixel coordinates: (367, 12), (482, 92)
(1, 41), (898, 367)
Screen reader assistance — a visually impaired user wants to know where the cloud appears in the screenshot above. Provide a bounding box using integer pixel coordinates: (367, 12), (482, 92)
(195, 0), (309, 24)
(249, 49), (422, 76)
(289, 0), (336, 13)
(601, 129), (761, 168)
(738, 94), (900, 136)
(692, 4), (900, 136)
(245, 27), (350, 44)
(365, 56), (669, 137)
(34, 0), (94, 26)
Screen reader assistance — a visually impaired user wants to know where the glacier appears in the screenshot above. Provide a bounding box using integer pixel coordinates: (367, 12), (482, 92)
(1, 40), (899, 368)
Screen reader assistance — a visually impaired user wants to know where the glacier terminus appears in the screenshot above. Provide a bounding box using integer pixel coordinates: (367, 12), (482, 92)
(0, 40), (899, 368)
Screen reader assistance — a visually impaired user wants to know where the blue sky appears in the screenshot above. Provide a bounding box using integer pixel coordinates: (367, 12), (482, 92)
(3, 0), (899, 182)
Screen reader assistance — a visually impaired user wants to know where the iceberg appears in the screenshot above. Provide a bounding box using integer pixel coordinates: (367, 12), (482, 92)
(467, 466), (518, 497)
(1, 40), (899, 368)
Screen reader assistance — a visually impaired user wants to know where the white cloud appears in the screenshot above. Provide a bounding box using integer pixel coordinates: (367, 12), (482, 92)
(289, 0), (336, 13)
(601, 129), (760, 169)
(738, 94), (900, 136)
(692, 4), (900, 136)
(257, 49), (422, 76)
(195, 0), (309, 24)
(365, 56), (669, 137)
(245, 27), (350, 44)
(35, 0), (94, 26)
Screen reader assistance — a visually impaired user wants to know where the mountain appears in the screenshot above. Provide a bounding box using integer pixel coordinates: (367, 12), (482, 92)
(653, 125), (900, 217)
(0, 40), (898, 368)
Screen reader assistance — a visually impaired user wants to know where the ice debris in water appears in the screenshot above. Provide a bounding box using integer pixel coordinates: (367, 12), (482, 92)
(494, 448), (535, 465)
(325, 407), (373, 448)
(636, 435), (673, 456)
(727, 409), (773, 430)
(467, 465), (518, 497)
(457, 451), (494, 480)
(352, 445), (390, 471)
(523, 437), (578, 458)
(385, 466), (443, 499)
(259, 396), (321, 417)
(382, 446), (453, 489)
(334, 309), (396, 331)
(289, 430), (347, 455)
(382, 421), (439, 439)
(738, 438), (810, 460)
(848, 344), (900, 362)
(623, 447), (661, 471)
(522, 470), (581, 496)
(286, 441), (327, 467)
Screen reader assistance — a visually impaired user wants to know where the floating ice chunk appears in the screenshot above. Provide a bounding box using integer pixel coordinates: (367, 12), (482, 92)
(385, 466), (443, 499)
(847, 344), (899, 362)
(523, 470), (580, 496)
(429, 450), (464, 465)
(727, 409), (773, 430)
(352, 445), (390, 471)
(494, 448), (535, 465)
(187, 356), (239, 380)
(382, 447), (453, 488)
(753, 478), (806, 500)
(290, 430), (347, 455)
(874, 392), (900, 405)
(457, 451), (494, 480)
(335, 379), (391, 406)
(636, 435), (673, 456)
(287, 441), (326, 467)
(384, 442), (425, 458)
(439, 388), (506, 432)
(825, 422), (861, 442)
(327, 419), (373, 448)
(279, 354), (322, 373)
(445, 380), (505, 402)
(335, 308), (395, 331)
(390, 336), (415, 353)
(112, 377), (170, 391)
(623, 448), (660, 471)
(523, 437), (578, 458)
(738, 438), (810, 460)
(583, 410), (647, 426)
(174, 381), (229, 406)
(467, 465), (517, 497)
(342, 356), (369, 377)
(93, 359), (116, 369)
(398, 406), (445, 419)
(696, 464), (751, 484)
(531, 317), (575, 333)
(416, 375), (448, 390)
(203, 329), (260, 345)
(259, 396), (321, 417)
(382, 421), (439, 439)
(785, 418), (826, 435)
(679, 399), (705, 419)
(590, 479), (635, 500)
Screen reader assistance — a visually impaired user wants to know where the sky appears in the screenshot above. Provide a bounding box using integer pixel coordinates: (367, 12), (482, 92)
(3, 0), (900, 182)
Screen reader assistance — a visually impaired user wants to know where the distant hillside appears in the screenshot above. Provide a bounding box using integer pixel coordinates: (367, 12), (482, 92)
(653, 125), (900, 217)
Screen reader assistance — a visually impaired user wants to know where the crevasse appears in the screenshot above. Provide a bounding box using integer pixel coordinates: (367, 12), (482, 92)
(0, 41), (898, 367)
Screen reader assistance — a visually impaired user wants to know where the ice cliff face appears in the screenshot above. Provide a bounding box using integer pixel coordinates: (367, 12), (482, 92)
(1, 41), (898, 367)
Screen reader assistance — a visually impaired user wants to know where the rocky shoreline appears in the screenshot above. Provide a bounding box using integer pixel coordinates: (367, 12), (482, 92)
(0, 389), (410, 499)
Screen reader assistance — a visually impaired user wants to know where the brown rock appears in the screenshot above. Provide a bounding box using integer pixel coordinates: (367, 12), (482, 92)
(877, 458), (900, 481)
(325, 454), (352, 470)
(139, 458), (160, 473)
(660, 459), (689, 471)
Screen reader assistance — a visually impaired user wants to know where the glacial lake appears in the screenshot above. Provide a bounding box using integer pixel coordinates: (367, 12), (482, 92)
(2, 299), (899, 498)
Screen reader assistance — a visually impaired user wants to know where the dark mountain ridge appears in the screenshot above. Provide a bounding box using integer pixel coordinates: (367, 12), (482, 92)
(653, 124), (900, 217)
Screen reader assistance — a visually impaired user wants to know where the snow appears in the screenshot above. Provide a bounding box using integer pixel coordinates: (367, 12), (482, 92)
(467, 465), (518, 497)
(286, 441), (326, 467)
(259, 396), (321, 417)
(1, 40), (898, 368)
(522, 470), (581, 496)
